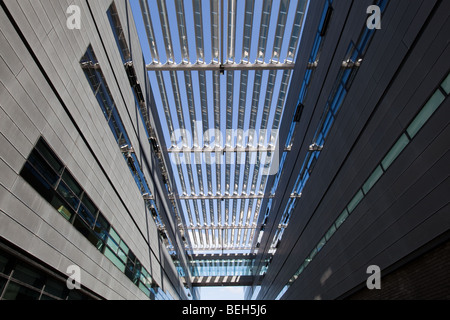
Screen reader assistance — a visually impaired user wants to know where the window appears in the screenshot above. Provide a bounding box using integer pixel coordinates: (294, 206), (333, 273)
(0, 245), (100, 300)
(2, 282), (41, 300)
(335, 209), (349, 229)
(104, 246), (126, 273)
(381, 133), (410, 170)
(20, 138), (165, 299)
(80, 45), (128, 147)
(107, 2), (131, 63)
(441, 73), (450, 94)
(317, 237), (327, 252)
(347, 190), (364, 214)
(407, 90), (445, 139)
(325, 224), (337, 241)
(363, 165), (384, 194)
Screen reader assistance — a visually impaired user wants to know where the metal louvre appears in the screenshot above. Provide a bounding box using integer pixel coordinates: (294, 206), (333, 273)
(138, 0), (309, 253)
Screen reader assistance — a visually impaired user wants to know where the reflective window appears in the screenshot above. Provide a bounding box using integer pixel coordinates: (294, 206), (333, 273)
(104, 246), (126, 273)
(27, 149), (59, 187)
(317, 237), (327, 252)
(0, 247), (99, 300)
(363, 165), (384, 194)
(107, 3), (131, 63)
(2, 283), (41, 300)
(381, 133), (410, 170)
(57, 181), (80, 212)
(0, 255), (8, 273)
(35, 139), (63, 174)
(407, 90), (445, 139)
(19, 138), (166, 299)
(347, 190), (364, 214)
(20, 162), (54, 202)
(325, 224), (337, 241)
(43, 278), (67, 300)
(335, 209), (349, 229)
(78, 196), (98, 228)
(441, 74), (450, 95)
(52, 194), (75, 221)
(12, 264), (45, 288)
(62, 171), (83, 198)
(0, 278), (6, 295)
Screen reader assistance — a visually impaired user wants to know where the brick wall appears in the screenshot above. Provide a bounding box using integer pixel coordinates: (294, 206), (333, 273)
(346, 238), (450, 300)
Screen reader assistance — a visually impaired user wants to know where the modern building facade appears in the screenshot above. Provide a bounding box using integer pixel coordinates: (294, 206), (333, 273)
(246, 0), (450, 300)
(0, 0), (195, 300)
(0, 0), (449, 301)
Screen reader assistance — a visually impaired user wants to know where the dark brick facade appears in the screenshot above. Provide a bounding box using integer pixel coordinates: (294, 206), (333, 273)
(347, 238), (450, 300)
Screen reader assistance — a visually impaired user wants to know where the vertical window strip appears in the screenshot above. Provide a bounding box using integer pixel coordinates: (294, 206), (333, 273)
(80, 43), (184, 298)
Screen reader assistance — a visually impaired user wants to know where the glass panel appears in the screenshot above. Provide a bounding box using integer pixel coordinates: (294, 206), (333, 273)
(73, 216), (101, 248)
(106, 236), (119, 254)
(108, 110), (124, 143)
(44, 278), (67, 299)
(40, 294), (58, 300)
(127, 250), (136, 265)
(271, 0), (289, 62)
(119, 241), (129, 255)
(104, 247), (126, 273)
(125, 263), (136, 282)
(56, 181), (80, 211)
(441, 73), (450, 95)
(347, 190), (364, 213)
(109, 228), (121, 245)
(12, 264), (45, 289)
(2, 282), (40, 300)
(67, 290), (84, 300)
(335, 209), (349, 229)
(27, 150), (59, 187)
(325, 224), (337, 241)
(50, 194), (75, 221)
(20, 162), (54, 202)
(81, 195), (97, 217)
(140, 267), (152, 286)
(257, 0), (272, 62)
(362, 165), (384, 194)
(108, 3), (131, 63)
(96, 81), (114, 120)
(407, 90), (445, 139)
(381, 134), (410, 170)
(35, 139), (63, 174)
(139, 282), (151, 297)
(117, 248), (127, 264)
(0, 254), (8, 273)
(317, 237), (327, 252)
(94, 214), (110, 244)
(62, 171), (82, 198)
(0, 278), (6, 296)
(309, 247), (318, 261)
(295, 264), (305, 278)
(77, 203), (96, 228)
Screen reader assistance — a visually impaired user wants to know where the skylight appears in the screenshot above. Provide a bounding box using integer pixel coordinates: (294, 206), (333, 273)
(132, 0), (310, 254)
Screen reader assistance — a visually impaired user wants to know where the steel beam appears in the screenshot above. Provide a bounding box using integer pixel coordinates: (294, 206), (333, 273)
(173, 194), (273, 201)
(146, 62), (295, 72)
(166, 146), (277, 153)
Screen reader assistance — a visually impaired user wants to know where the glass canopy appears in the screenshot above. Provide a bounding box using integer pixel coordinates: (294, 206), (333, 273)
(133, 0), (309, 254)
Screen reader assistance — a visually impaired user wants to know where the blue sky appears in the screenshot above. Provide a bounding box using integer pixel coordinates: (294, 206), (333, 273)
(200, 286), (245, 300)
